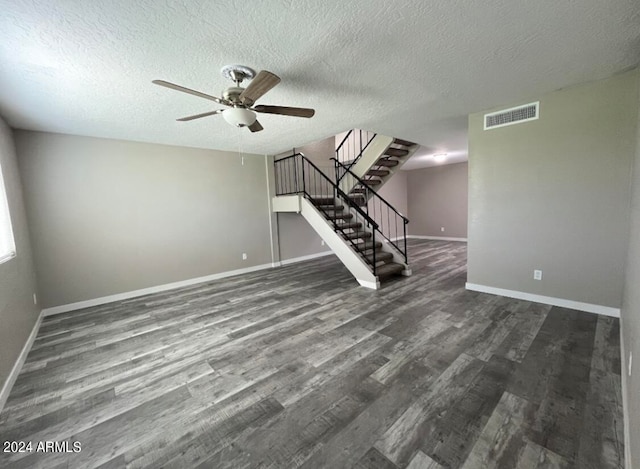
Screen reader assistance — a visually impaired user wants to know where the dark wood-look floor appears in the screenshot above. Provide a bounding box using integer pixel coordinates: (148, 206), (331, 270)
(0, 240), (624, 469)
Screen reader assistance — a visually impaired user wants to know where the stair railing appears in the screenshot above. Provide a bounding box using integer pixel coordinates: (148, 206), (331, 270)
(274, 153), (381, 274)
(335, 129), (377, 181)
(331, 158), (409, 263)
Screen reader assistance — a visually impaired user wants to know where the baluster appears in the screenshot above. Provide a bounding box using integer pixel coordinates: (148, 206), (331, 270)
(301, 158), (306, 196)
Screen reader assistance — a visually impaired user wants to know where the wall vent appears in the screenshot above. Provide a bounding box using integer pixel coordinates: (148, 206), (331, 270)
(484, 102), (539, 130)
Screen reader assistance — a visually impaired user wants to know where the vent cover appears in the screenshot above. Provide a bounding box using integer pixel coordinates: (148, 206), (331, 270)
(484, 102), (539, 130)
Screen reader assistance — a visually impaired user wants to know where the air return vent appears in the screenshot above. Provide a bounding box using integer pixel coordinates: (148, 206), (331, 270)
(484, 102), (539, 130)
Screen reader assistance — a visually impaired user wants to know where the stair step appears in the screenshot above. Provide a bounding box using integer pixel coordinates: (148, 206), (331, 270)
(344, 231), (372, 240)
(366, 169), (390, 177)
(319, 205), (344, 212)
(365, 251), (394, 264)
(385, 148), (409, 157)
(363, 178), (382, 186)
(311, 197), (336, 206)
(325, 213), (353, 221)
(354, 240), (383, 251)
(336, 221), (363, 230)
(393, 138), (416, 147)
(376, 262), (405, 279)
(375, 158), (399, 167)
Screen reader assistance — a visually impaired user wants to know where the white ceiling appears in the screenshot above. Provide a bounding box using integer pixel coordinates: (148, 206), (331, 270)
(0, 1), (639, 164)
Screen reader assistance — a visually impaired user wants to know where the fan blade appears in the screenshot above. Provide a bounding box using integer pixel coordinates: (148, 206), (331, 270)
(248, 120), (264, 132)
(176, 110), (224, 121)
(253, 105), (315, 118)
(152, 80), (230, 106)
(239, 70), (281, 105)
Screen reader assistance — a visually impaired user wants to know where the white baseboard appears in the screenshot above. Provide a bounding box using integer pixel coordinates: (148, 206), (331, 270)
(279, 251), (334, 266)
(465, 282), (620, 317)
(0, 310), (44, 413)
(42, 262), (276, 316)
(408, 235), (468, 242)
(42, 252), (341, 317)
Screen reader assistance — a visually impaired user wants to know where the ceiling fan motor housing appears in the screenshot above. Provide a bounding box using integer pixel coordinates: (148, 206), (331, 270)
(223, 86), (245, 104)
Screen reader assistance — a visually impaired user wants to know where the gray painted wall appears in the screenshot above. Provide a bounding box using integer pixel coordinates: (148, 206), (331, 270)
(621, 73), (640, 469)
(407, 163), (468, 238)
(376, 170), (408, 219)
(0, 117), (39, 398)
(276, 137), (334, 261)
(15, 131), (272, 308)
(468, 69), (639, 309)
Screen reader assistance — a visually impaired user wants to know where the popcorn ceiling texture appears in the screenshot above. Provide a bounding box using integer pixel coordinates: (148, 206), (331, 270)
(0, 0), (638, 157)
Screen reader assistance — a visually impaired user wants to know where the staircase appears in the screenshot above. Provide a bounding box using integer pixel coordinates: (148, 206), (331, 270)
(271, 130), (417, 289)
(335, 131), (419, 197)
(309, 195), (407, 281)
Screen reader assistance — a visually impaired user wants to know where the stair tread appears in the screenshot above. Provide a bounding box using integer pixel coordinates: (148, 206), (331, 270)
(366, 169), (390, 177)
(336, 221), (363, 230)
(344, 231), (372, 240)
(363, 178), (382, 186)
(385, 148), (409, 157)
(376, 262), (405, 278)
(325, 213), (353, 220)
(338, 222), (362, 230)
(393, 138), (416, 146)
(354, 240), (383, 250)
(319, 205), (344, 212)
(364, 251), (394, 264)
(375, 158), (399, 167)
(311, 197), (336, 205)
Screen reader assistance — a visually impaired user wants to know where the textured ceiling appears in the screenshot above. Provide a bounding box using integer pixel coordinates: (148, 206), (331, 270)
(0, 0), (639, 163)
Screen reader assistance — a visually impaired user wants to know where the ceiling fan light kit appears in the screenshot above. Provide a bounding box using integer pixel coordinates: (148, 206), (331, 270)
(222, 108), (256, 127)
(153, 65), (315, 133)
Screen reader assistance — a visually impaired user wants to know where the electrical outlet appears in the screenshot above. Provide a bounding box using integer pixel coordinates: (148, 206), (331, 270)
(321, 240), (325, 246)
(534, 270), (542, 280)
(33, 293), (37, 305)
(629, 352), (633, 377)
(242, 253), (247, 260)
(440, 227), (445, 232)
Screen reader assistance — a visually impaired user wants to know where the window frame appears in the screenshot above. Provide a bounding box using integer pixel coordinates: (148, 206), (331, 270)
(0, 161), (16, 264)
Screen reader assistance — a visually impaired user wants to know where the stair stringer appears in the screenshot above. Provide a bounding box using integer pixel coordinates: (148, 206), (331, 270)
(340, 135), (419, 197)
(297, 196), (380, 289)
(339, 134), (394, 194)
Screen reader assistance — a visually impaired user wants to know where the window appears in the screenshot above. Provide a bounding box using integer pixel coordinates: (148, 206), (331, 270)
(0, 161), (16, 263)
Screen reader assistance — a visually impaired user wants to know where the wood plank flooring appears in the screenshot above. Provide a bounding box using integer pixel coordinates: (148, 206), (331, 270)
(0, 240), (624, 468)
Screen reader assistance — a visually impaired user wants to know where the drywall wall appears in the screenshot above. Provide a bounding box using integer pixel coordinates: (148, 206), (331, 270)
(376, 170), (408, 218)
(276, 137), (334, 261)
(15, 131), (272, 308)
(277, 213), (328, 261)
(468, 69), (638, 309)
(621, 72), (640, 469)
(367, 170), (409, 242)
(0, 117), (39, 402)
(407, 162), (468, 238)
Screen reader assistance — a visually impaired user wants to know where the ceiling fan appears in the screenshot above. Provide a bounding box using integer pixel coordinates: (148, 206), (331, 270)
(152, 65), (315, 133)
